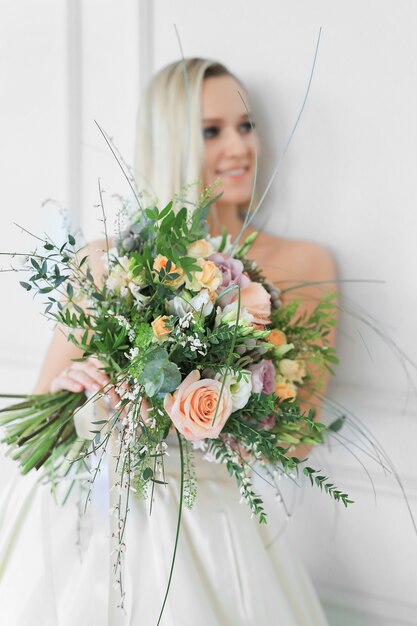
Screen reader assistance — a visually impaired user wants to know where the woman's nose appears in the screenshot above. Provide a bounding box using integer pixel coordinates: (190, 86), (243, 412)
(223, 128), (248, 157)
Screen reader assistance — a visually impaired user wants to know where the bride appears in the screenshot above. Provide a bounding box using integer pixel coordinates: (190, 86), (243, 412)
(0, 58), (336, 625)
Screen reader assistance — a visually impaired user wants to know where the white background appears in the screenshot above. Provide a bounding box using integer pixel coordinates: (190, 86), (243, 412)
(0, 2), (416, 624)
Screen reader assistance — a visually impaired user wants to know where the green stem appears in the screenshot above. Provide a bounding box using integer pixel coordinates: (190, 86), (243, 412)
(0, 394), (29, 399)
(211, 286), (241, 429)
(156, 429), (184, 626)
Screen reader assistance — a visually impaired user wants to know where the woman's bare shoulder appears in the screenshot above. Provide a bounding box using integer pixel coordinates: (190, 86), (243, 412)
(250, 231), (335, 280)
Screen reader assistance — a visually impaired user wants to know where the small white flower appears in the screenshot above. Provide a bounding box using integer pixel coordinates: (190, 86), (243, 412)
(203, 451), (221, 463)
(186, 334), (208, 356)
(178, 311), (194, 331)
(128, 347), (139, 360)
(192, 439), (208, 452)
(155, 441), (168, 455)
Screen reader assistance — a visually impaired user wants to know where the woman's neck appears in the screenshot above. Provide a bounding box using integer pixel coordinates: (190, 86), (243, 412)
(207, 202), (247, 239)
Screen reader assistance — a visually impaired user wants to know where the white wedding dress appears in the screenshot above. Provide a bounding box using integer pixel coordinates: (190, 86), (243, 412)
(0, 431), (328, 626)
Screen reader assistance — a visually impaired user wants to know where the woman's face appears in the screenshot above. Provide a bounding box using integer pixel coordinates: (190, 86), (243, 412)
(201, 75), (259, 209)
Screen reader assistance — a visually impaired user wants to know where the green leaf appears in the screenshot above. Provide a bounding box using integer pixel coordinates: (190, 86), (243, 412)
(328, 415), (346, 432)
(143, 467), (153, 480)
(68, 234), (76, 246)
(145, 207), (158, 221)
(19, 281), (32, 291)
(158, 201), (173, 220)
(218, 226), (228, 253)
(54, 276), (67, 288)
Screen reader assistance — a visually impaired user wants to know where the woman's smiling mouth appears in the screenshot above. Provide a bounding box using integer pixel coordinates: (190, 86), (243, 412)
(216, 165), (250, 177)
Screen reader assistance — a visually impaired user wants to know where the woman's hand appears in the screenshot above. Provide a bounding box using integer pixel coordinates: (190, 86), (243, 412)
(50, 356), (121, 409)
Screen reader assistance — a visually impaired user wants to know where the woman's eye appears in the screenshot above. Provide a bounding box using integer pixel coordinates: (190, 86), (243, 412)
(239, 121), (255, 134)
(203, 126), (220, 139)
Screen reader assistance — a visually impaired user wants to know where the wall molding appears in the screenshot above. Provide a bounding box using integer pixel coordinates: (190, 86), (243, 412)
(66, 0), (82, 228)
(138, 0), (154, 98)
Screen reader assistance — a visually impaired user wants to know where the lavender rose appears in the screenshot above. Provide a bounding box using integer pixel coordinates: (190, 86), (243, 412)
(248, 359), (276, 394)
(209, 252), (251, 306)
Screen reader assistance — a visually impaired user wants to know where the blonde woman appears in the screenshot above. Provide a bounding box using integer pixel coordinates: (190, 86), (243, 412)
(2, 59), (335, 625)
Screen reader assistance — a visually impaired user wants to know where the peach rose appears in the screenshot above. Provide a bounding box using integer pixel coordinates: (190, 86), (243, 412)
(194, 260), (222, 292)
(275, 375), (297, 401)
(187, 239), (215, 259)
(153, 254), (167, 273)
(267, 329), (287, 346)
(151, 315), (171, 341)
(163, 370), (233, 440)
(230, 282), (271, 325)
(153, 254), (185, 288)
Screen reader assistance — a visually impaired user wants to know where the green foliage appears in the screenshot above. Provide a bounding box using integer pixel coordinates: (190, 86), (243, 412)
(303, 467), (354, 507)
(328, 415), (346, 432)
(270, 294), (339, 376)
(232, 392), (276, 422)
(208, 436), (268, 524)
(133, 322), (153, 352)
(136, 348), (181, 397)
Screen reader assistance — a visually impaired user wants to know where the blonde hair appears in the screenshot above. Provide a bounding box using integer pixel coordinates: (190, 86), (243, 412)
(134, 58), (233, 208)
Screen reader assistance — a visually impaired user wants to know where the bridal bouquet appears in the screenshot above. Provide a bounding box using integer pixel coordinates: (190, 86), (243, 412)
(0, 187), (349, 612)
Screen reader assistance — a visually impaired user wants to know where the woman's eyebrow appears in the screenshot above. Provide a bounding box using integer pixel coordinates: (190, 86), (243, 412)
(202, 113), (251, 123)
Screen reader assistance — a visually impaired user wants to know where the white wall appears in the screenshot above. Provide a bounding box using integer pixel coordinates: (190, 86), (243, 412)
(0, 2), (416, 624)
(0, 0), (142, 394)
(0, 0), (68, 393)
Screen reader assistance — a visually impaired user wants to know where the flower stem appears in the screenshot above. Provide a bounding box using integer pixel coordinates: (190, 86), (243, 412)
(156, 428), (184, 626)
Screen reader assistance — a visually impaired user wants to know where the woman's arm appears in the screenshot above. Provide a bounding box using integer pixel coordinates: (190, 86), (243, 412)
(270, 240), (338, 460)
(32, 239), (120, 407)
